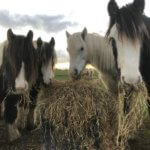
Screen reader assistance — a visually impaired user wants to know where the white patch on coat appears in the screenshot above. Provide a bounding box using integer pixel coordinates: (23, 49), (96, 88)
(41, 60), (54, 85)
(15, 62), (28, 93)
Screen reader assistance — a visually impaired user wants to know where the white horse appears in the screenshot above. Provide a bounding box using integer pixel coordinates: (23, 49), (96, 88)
(66, 27), (142, 94)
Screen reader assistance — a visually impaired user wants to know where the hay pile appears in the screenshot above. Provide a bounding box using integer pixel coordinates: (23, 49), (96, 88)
(81, 69), (95, 80)
(116, 83), (148, 149)
(34, 80), (147, 150)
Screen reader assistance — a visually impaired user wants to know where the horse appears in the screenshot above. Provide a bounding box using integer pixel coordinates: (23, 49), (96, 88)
(107, 0), (150, 113)
(0, 29), (38, 141)
(36, 37), (56, 85)
(66, 28), (120, 94)
(26, 37), (57, 130)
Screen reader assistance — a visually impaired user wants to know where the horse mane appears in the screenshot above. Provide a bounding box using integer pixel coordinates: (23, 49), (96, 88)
(106, 2), (149, 42)
(67, 30), (117, 79)
(85, 33), (116, 75)
(36, 38), (57, 71)
(40, 42), (55, 67)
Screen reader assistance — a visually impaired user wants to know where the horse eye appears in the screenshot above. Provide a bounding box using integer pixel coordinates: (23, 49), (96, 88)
(80, 47), (84, 51)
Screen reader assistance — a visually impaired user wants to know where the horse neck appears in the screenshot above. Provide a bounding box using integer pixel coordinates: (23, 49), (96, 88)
(86, 34), (116, 75)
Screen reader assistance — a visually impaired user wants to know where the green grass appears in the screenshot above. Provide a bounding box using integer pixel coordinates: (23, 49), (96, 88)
(54, 69), (99, 81)
(54, 69), (70, 80)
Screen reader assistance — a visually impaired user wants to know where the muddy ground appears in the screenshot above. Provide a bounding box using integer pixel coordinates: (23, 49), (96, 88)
(129, 118), (150, 150)
(0, 119), (150, 150)
(0, 119), (41, 150)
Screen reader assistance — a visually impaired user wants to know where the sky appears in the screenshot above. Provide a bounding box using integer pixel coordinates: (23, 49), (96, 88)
(0, 0), (150, 68)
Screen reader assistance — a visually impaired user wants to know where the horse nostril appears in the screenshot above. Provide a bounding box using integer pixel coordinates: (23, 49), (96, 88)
(74, 69), (78, 76)
(24, 82), (28, 91)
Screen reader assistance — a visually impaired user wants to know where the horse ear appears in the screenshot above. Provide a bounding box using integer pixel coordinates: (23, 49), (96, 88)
(107, 0), (119, 18)
(37, 37), (43, 48)
(7, 28), (14, 42)
(81, 27), (87, 40)
(66, 31), (71, 39)
(50, 37), (55, 46)
(133, 0), (145, 13)
(26, 30), (33, 42)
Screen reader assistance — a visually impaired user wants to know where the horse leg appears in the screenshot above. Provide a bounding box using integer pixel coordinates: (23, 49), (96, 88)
(0, 101), (4, 119)
(26, 102), (36, 130)
(15, 102), (29, 131)
(26, 85), (40, 130)
(4, 95), (21, 142)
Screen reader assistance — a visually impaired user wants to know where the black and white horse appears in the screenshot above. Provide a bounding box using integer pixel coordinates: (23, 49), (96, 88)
(0, 29), (38, 141)
(27, 37), (57, 130)
(106, 0), (149, 84)
(107, 0), (150, 113)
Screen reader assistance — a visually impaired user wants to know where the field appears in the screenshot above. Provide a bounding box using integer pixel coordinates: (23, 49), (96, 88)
(0, 69), (150, 150)
(54, 69), (70, 80)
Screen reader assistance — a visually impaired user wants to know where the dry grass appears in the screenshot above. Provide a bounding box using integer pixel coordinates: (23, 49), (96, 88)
(116, 83), (148, 149)
(34, 79), (147, 150)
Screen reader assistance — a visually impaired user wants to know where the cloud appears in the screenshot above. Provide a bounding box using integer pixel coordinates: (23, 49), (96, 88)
(56, 49), (69, 63)
(0, 10), (78, 33)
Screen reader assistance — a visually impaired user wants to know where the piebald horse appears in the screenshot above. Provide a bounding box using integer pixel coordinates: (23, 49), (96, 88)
(27, 37), (57, 130)
(0, 29), (38, 141)
(107, 0), (150, 113)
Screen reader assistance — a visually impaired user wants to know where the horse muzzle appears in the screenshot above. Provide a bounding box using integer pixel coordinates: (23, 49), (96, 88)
(70, 68), (82, 80)
(15, 81), (29, 94)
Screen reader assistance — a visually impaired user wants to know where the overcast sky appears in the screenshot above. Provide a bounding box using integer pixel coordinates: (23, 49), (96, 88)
(0, 0), (150, 64)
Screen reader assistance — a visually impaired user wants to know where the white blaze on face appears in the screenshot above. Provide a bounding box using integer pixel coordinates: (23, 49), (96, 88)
(41, 60), (54, 85)
(15, 62), (28, 92)
(109, 25), (142, 84)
